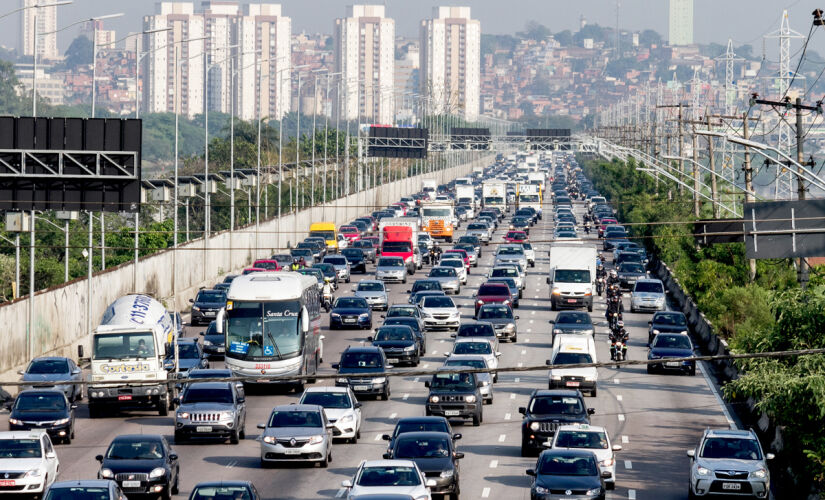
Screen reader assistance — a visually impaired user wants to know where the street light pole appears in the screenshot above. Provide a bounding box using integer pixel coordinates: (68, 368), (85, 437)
(90, 12), (125, 119)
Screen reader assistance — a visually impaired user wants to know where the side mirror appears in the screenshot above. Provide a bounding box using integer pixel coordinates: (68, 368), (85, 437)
(424, 381), (430, 388)
(612, 444), (622, 451)
(341, 480), (353, 488)
(327, 423), (336, 429)
(452, 433), (462, 440)
(443, 353), (450, 357)
(495, 352), (502, 357)
(382, 453), (391, 459)
(545, 360), (553, 366)
(450, 333), (456, 338)
(366, 336), (373, 342)
(198, 331), (205, 336)
(172, 397), (180, 405)
(406, 290), (411, 293)
(382, 434), (391, 441)
(331, 363), (340, 370)
(766, 453), (775, 460)
(16, 370), (24, 376)
(70, 404), (78, 410)
(454, 452), (465, 459)
(548, 320), (554, 324)
(257, 424), (266, 430)
(601, 471), (613, 479)
(526, 469), (536, 477)
(587, 408), (595, 415)
(77, 345), (84, 358)
(169, 453), (179, 461)
(380, 315), (386, 319)
(354, 402), (362, 409)
(546, 277), (551, 284)
(95, 454), (104, 463)
(188, 298), (194, 303)
(476, 381), (484, 388)
(648, 321), (652, 325)
(518, 407), (527, 415)
(686, 449), (695, 458)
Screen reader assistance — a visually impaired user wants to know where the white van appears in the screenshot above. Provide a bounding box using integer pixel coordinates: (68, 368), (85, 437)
(547, 334), (598, 396)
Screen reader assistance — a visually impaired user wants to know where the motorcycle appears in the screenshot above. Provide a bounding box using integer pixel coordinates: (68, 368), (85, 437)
(321, 280), (334, 312)
(596, 277), (605, 296)
(610, 331), (629, 364)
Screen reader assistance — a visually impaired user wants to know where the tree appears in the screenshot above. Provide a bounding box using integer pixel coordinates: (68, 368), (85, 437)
(62, 36), (93, 69)
(554, 30), (573, 47)
(520, 21), (552, 41)
(638, 29), (663, 47)
(0, 60), (26, 115)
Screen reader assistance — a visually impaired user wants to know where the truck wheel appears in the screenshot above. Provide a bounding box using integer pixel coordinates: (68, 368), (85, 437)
(587, 302), (593, 313)
(158, 403), (169, 417)
(551, 301), (557, 311)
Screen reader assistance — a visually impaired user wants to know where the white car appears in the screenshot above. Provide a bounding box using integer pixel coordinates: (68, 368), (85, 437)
(550, 424), (621, 490)
(342, 459), (435, 500)
(298, 386), (363, 443)
(0, 431), (60, 495)
(450, 338), (501, 374)
(419, 295), (461, 332)
(521, 243), (536, 267)
(438, 257), (467, 285)
(489, 266), (524, 291)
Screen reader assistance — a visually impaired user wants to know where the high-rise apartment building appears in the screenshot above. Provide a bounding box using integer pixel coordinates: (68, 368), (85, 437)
(668, 0), (694, 46)
(21, 0), (58, 59)
(420, 6), (481, 121)
(334, 5), (395, 124)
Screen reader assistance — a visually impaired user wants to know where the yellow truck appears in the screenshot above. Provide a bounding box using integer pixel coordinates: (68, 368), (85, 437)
(309, 222), (341, 252)
(420, 203), (455, 242)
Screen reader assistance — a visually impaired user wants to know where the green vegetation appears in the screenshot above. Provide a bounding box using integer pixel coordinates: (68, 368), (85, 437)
(581, 156), (825, 493)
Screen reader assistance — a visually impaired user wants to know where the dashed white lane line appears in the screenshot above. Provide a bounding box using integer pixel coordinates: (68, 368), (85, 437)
(514, 377), (520, 383)
(613, 378), (620, 384)
(498, 434), (506, 442)
(335, 487), (347, 498)
(489, 460), (498, 468)
(618, 414), (625, 422)
(431, 350), (438, 355)
(413, 377), (419, 383)
(402, 394), (409, 401)
(534, 295), (540, 299)
(374, 434), (383, 441)
(510, 393), (516, 399)
(529, 319), (534, 324)
(616, 395), (623, 401)
(504, 413), (511, 420)
(423, 364), (430, 369)
(525, 337), (531, 341)
(621, 435), (629, 444)
(481, 487), (491, 498)
(628, 489), (637, 500)
(389, 412), (397, 419)
(624, 460), (633, 470)
(531, 311), (536, 315)
(440, 339), (445, 343)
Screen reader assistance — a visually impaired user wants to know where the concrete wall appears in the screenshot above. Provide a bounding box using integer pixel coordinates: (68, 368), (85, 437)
(0, 156), (490, 380)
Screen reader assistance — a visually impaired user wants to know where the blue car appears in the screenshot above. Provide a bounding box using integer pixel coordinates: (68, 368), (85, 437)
(647, 333), (696, 376)
(329, 296), (372, 330)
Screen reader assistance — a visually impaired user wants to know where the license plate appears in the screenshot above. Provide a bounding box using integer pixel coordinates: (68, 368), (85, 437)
(284, 449), (302, 455)
(722, 483), (742, 491)
(444, 410), (460, 416)
(118, 395), (132, 401)
(567, 299), (577, 304)
(353, 385), (370, 391)
(344, 318), (356, 323)
(437, 321), (447, 325)
(217, 347), (225, 353)
(0, 480), (15, 487)
(566, 381), (580, 387)
(122, 481), (141, 488)
(196, 426), (212, 433)
(205, 311), (216, 316)
(387, 358), (399, 364)
(665, 362), (680, 367)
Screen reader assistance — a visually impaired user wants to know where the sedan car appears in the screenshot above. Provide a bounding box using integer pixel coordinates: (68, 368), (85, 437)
(381, 317), (427, 356)
(353, 280), (390, 310)
(289, 248), (316, 266)
(551, 424), (621, 490)
(426, 267), (461, 295)
(187, 481), (261, 500)
(97, 434), (180, 499)
(687, 428), (773, 499)
(369, 326), (421, 366)
(330, 297), (372, 330)
(521, 242), (536, 267)
(410, 290), (447, 308)
(299, 386), (362, 443)
(647, 333), (696, 375)
(486, 277), (520, 308)
(44, 480), (126, 500)
(352, 240), (378, 263)
(504, 231), (528, 243)
(526, 449), (608, 500)
(437, 258), (467, 285)
(509, 216), (531, 233)
(323, 255), (352, 283)
(258, 404), (333, 468)
(376, 257), (409, 284)
(342, 248), (369, 274)
(489, 266), (524, 292)
(616, 262), (647, 290)
(199, 321), (225, 358)
(494, 244), (529, 271)
(648, 311), (689, 344)
(163, 339), (209, 375)
(0, 431), (59, 496)
(456, 235), (482, 256)
(449, 338), (500, 374)
(550, 312), (595, 342)
(312, 263), (339, 289)
(630, 279), (666, 313)
(189, 289), (227, 326)
(474, 282), (513, 317)
(384, 432), (463, 497)
(419, 295), (461, 332)
(476, 304), (518, 342)
(443, 355), (494, 404)
(342, 460), (435, 500)
(18, 357), (82, 402)
(8, 390), (76, 444)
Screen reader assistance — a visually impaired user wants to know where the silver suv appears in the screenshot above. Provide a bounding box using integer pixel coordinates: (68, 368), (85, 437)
(687, 428), (773, 498)
(174, 381), (246, 444)
(258, 404), (334, 468)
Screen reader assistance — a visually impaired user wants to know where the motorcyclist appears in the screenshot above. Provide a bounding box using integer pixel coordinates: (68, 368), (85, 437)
(606, 269), (620, 289)
(321, 278), (333, 311)
(609, 321), (629, 361)
(290, 258), (300, 271)
(298, 257), (307, 268)
(430, 243), (442, 265)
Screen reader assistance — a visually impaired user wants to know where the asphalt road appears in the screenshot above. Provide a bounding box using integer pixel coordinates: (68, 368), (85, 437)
(17, 194), (734, 500)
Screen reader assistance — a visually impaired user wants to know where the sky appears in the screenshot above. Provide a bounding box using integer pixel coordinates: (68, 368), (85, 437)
(0, 0), (822, 57)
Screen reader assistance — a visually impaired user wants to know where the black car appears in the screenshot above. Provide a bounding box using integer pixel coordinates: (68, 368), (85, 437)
(188, 481), (261, 500)
(647, 333), (696, 376)
(516, 207), (539, 223)
(301, 239), (328, 260)
(199, 321), (225, 358)
(456, 235), (482, 257)
(519, 390), (594, 456)
(97, 434), (180, 500)
(425, 369), (483, 426)
(614, 251), (644, 268)
(527, 449), (607, 500)
(352, 240), (378, 263)
(163, 339), (209, 375)
(44, 480), (126, 500)
(329, 297), (372, 330)
(189, 289), (227, 326)
(8, 390), (76, 444)
(550, 312), (595, 342)
(333, 346), (391, 400)
(368, 325), (421, 366)
(510, 216), (531, 233)
(385, 432), (463, 497)
(342, 248), (368, 274)
(602, 228), (628, 251)
(381, 317), (426, 355)
(648, 311), (689, 344)
(382, 416), (460, 453)
(312, 263), (339, 289)
(616, 262), (647, 290)
(407, 279), (443, 295)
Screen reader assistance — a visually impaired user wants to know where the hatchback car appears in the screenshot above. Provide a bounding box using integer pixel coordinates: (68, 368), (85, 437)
(299, 386), (362, 443)
(476, 303), (518, 342)
(189, 289), (227, 326)
(474, 282), (513, 316)
(616, 262), (647, 290)
(526, 449), (607, 500)
(323, 255), (352, 283)
(384, 432), (463, 498)
(258, 404), (333, 468)
(342, 248), (369, 274)
(199, 321), (225, 358)
(449, 338), (500, 375)
(97, 434), (179, 499)
(630, 279), (666, 313)
(330, 297), (372, 330)
(44, 480), (126, 500)
(687, 428), (773, 499)
(647, 333), (696, 376)
(426, 267), (460, 295)
(369, 326), (421, 366)
(353, 280), (390, 310)
(333, 346), (392, 400)
(551, 424), (621, 490)
(376, 257), (408, 284)
(187, 481), (260, 500)
(352, 240), (378, 263)
(18, 357), (82, 402)
(342, 460), (435, 500)
(0, 431), (60, 496)
(438, 258), (467, 285)
(550, 312), (595, 342)
(443, 355), (494, 404)
(419, 296), (461, 332)
(648, 311), (689, 344)
(8, 390), (76, 444)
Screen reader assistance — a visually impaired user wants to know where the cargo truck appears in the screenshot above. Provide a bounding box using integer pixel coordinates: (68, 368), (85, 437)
(517, 183), (542, 217)
(380, 225), (418, 275)
(422, 179), (437, 200)
(547, 243), (597, 312)
(455, 185), (476, 215)
(482, 180), (507, 213)
(420, 202), (455, 242)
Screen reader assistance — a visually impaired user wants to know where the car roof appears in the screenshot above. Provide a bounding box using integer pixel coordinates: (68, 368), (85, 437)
(358, 280), (385, 286)
(111, 434), (165, 443)
(271, 404), (324, 412)
(531, 389), (582, 397)
(361, 459), (417, 468)
(704, 429), (757, 439)
(30, 356), (71, 362)
(49, 480), (117, 488)
(392, 431), (454, 442)
(191, 481), (254, 488)
(454, 337), (489, 344)
(184, 381), (232, 390)
(0, 430), (48, 440)
(344, 346), (383, 353)
(445, 354), (488, 362)
(540, 448), (599, 459)
(556, 424), (607, 434)
(635, 278), (663, 284)
(304, 386), (349, 394)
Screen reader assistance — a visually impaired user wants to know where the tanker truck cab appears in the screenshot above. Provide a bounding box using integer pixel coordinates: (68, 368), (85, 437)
(310, 222), (339, 252)
(85, 294), (174, 418)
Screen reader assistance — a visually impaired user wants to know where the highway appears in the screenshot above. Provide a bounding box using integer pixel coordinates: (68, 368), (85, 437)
(11, 177), (734, 500)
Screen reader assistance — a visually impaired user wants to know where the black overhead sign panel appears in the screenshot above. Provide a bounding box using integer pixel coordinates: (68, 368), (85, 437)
(744, 200), (825, 259)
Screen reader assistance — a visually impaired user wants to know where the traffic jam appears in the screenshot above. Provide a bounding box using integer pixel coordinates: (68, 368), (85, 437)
(2, 151), (770, 500)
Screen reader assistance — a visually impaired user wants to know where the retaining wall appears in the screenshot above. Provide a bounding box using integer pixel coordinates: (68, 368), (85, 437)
(0, 156), (489, 380)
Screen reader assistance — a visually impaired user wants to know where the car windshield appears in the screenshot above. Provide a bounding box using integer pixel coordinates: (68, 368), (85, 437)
(445, 359), (486, 369)
(635, 282), (664, 294)
(340, 352), (383, 369)
(395, 421), (449, 435)
(498, 248), (523, 256)
(453, 342), (491, 355)
(291, 249), (312, 257)
(172, 343), (200, 359)
(325, 257), (346, 265)
(431, 372), (476, 390)
(429, 268), (456, 278)
(375, 328), (413, 341)
(440, 259), (463, 269)
(254, 261), (280, 270)
(0, 439), (41, 459)
(310, 230), (335, 240)
(395, 437), (451, 459)
(357, 466), (421, 487)
(301, 392), (351, 409)
(556, 313), (591, 325)
(353, 241), (372, 248)
(383, 242), (413, 253)
(182, 387), (233, 404)
(538, 455), (598, 476)
(340, 226), (358, 233)
(334, 298), (368, 309)
(342, 249), (362, 258)
(491, 269), (517, 278)
(554, 270), (590, 283)
(423, 297), (454, 308)
(357, 282), (384, 292)
(384, 318), (420, 331)
(555, 431), (609, 450)
(700, 437), (763, 460)
(298, 269), (323, 281)
(553, 352), (593, 365)
(620, 263), (645, 273)
(27, 359), (69, 374)
(378, 258), (404, 267)
(189, 486), (252, 500)
(106, 440), (164, 460)
(457, 324), (494, 337)
(478, 306), (513, 319)
(652, 335), (692, 350)
(197, 290), (226, 302)
(388, 307), (416, 317)
(14, 393), (66, 411)
(529, 396), (584, 415)
(654, 313), (687, 326)
(268, 410), (323, 428)
(45, 487), (113, 500)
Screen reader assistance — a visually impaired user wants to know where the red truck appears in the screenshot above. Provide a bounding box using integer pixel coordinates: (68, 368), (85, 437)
(381, 225), (417, 275)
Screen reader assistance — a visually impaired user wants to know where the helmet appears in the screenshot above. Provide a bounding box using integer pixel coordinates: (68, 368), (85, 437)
(293, 258), (299, 263)
(617, 321), (624, 328)
(610, 270), (618, 277)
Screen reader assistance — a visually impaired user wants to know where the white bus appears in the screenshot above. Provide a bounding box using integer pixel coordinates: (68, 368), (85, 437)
(222, 272), (322, 391)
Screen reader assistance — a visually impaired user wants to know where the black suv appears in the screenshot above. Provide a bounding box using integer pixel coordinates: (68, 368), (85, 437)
(332, 346), (391, 400)
(519, 390), (594, 456)
(425, 368), (484, 426)
(189, 289), (227, 326)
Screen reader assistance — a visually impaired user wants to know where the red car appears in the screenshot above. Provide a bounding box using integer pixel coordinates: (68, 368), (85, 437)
(474, 282), (513, 316)
(339, 225), (361, 243)
(598, 218), (618, 238)
(504, 231), (528, 243)
(253, 259), (281, 271)
(443, 249), (470, 270)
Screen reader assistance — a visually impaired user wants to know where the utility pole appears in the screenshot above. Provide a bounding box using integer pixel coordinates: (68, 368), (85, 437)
(742, 113), (756, 282)
(658, 103), (688, 195)
(692, 129), (700, 217)
(707, 116), (719, 219)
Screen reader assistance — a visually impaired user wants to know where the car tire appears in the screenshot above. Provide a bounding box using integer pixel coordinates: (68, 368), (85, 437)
(689, 366), (696, 376)
(530, 262), (535, 268)
(402, 276), (407, 284)
(630, 306), (636, 313)
(520, 439), (530, 457)
(518, 290), (523, 299)
(514, 301), (519, 309)
(320, 451), (330, 468)
(511, 335), (517, 343)
(587, 302), (593, 313)
(239, 426), (246, 440)
(161, 486), (172, 500)
(472, 414), (481, 426)
(591, 387), (598, 397)
(646, 366), (654, 374)
(158, 402), (168, 417)
(230, 429), (240, 444)
(174, 431), (186, 444)
(688, 486), (697, 500)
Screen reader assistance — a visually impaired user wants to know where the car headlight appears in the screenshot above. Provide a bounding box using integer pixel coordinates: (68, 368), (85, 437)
(530, 422), (540, 431)
(652, 329), (660, 335)
(24, 469), (42, 478)
(584, 329), (594, 335)
(339, 414), (354, 423)
(656, 296), (665, 303)
(751, 468), (768, 479)
(440, 469), (454, 478)
(149, 467), (166, 479)
(372, 377), (386, 384)
(586, 488), (602, 496)
(421, 312), (433, 318)
(178, 411), (190, 419)
(99, 468), (113, 479)
(430, 395), (440, 403)
(308, 434), (325, 445)
(54, 417), (70, 425)
(504, 323), (516, 332)
(337, 378), (348, 383)
(262, 436), (275, 444)
(465, 395), (477, 403)
(553, 328), (562, 334)
(404, 345), (416, 352)
(550, 375), (562, 380)
(584, 375), (596, 382)
(220, 412), (235, 420)
(679, 330), (689, 335)
(552, 288), (561, 295)
(192, 306), (200, 311)
(359, 313), (370, 320)
(8, 418), (21, 425)
(449, 311), (460, 318)
(331, 313), (341, 319)
(600, 458), (614, 467)
(696, 466), (711, 476)
(203, 340), (213, 346)
(534, 485), (549, 494)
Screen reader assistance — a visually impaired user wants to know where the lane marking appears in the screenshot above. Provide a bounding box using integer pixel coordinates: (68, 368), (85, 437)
(374, 434), (382, 441)
(413, 377), (419, 383)
(389, 412), (397, 419)
(613, 378), (620, 384)
(618, 414), (625, 422)
(335, 488), (347, 498)
(402, 393), (409, 401)
(489, 460), (498, 468)
(423, 364), (430, 369)
(510, 393), (516, 399)
(431, 350), (438, 355)
(698, 360), (738, 430)
(624, 460), (633, 470)
(621, 435), (629, 444)
(529, 319), (534, 324)
(531, 311), (536, 315)
(525, 337), (531, 341)
(498, 434), (506, 442)
(504, 413), (511, 420)
(440, 339), (445, 343)
(616, 395), (623, 401)
(481, 487), (491, 498)
(628, 489), (637, 500)
(514, 377), (520, 383)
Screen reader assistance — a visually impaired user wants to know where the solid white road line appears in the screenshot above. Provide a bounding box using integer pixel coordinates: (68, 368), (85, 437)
(402, 393), (409, 401)
(628, 489), (637, 500)
(514, 377), (520, 383)
(498, 434), (506, 442)
(413, 377), (419, 383)
(521, 349), (527, 355)
(698, 360), (738, 430)
(374, 434), (382, 441)
(423, 364), (430, 369)
(525, 337), (531, 341)
(613, 378), (620, 384)
(517, 362), (523, 367)
(616, 395), (623, 401)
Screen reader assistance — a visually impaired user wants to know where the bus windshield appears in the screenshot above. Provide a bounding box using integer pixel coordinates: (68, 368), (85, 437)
(225, 300), (302, 360)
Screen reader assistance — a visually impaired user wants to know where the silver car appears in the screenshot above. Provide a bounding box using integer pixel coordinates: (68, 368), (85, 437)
(376, 257), (408, 284)
(419, 295), (461, 332)
(438, 258), (467, 285)
(493, 244), (528, 271)
(443, 354), (494, 404)
(466, 222), (492, 244)
(299, 386), (363, 443)
(687, 428), (773, 498)
(489, 266), (524, 292)
(19, 357), (83, 402)
(174, 381), (246, 444)
(324, 255), (351, 283)
(259, 404), (334, 467)
(521, 243), (536, 267)
(630, 278), (666, 312)
(353, 280), (390, 311)
(427, 266), (461, 294)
